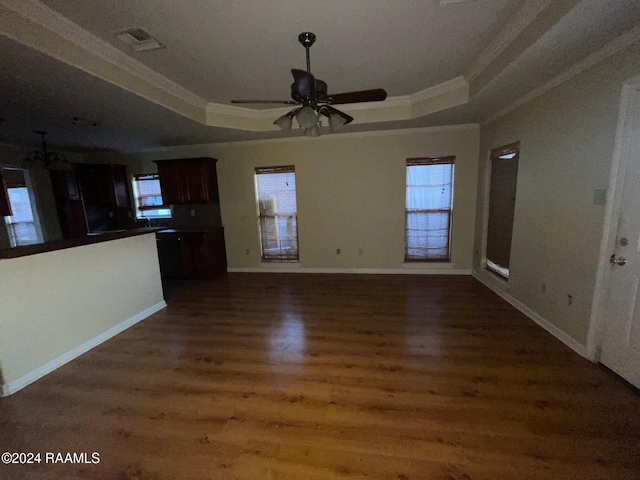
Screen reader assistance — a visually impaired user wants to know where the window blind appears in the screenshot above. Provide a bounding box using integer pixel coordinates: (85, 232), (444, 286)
(405, 157), (455, 261)
(132, 173), (171, 219)
(255, 166), (299, 261)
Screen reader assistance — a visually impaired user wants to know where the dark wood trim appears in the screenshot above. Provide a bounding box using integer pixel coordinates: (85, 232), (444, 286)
(490, 141), (520, 159)
(255, 165), (295, 174)
(406, 156), (455, 166)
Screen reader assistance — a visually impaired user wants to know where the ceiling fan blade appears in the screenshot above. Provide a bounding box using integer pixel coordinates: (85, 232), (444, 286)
(327, 89), (387, 105)
(231, 100), (298, 105)
(319, 106), (353, 125)
(291, 69), (315, 98)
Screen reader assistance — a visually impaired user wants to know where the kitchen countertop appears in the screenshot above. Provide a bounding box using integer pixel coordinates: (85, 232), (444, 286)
(156, 228), (223, 234)
(0, 227), (164, 259)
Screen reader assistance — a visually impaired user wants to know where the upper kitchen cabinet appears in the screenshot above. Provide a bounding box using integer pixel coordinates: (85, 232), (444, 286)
(154, 157), (219, 205)
(74, 163), (131, 208)
(0, 168), (12, 216)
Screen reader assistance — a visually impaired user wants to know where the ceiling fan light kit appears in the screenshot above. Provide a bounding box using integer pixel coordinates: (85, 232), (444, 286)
(296, 106), (318, 129)
(304, 125), (321, 138)
(274, 113), (293, 131)
(234, 32), (387, 137)
(328, 113), (347, 133)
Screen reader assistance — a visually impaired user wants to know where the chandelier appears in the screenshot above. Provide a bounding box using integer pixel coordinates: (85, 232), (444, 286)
(24, 131), (69, 170)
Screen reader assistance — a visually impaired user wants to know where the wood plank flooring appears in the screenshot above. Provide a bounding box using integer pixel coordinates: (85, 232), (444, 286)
(1, 273), (639, 480)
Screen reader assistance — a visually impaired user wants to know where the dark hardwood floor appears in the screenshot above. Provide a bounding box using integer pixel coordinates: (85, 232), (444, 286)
(1, 273), (638, 479)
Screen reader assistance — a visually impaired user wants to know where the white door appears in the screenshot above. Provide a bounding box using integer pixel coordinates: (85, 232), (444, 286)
(600, 83), (640, 388)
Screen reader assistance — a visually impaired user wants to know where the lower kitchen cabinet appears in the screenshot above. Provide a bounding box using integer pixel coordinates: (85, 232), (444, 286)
(156, 228), (227, 279)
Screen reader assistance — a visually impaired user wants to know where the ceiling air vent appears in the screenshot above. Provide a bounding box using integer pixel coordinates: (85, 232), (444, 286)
(116, 27), (165, 52)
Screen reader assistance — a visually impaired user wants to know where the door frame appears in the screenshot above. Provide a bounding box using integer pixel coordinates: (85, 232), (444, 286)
(588, 73), (640, 361)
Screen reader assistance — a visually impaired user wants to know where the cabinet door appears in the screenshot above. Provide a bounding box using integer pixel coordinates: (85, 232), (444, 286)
(156, 162), (184, 204)
(75, 164), (110, 205)
(108, 164), (131, 207)
(50, 170), (81, 201)
(209, 228), (227, 273)
(181, 233), (211, 278)
(156, 234), (187, 278)
(182, 160), (210, 204)
(0, 169), (12, 216)
(58, 200), (88, 239)
(155, 158), (217, 205)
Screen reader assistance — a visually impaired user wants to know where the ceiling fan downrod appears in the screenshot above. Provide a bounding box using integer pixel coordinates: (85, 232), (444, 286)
(298, 32), (316, 73)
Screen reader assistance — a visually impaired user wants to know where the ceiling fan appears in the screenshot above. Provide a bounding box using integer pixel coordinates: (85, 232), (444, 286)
(231, 32), (387, 137)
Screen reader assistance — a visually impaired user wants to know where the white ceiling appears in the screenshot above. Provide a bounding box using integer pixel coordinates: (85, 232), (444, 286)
(0, 0), (638, 151)
(39, 0), (524, 101)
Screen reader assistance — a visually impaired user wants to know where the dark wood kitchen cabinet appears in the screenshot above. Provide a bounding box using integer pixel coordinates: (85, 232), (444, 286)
(154, 157), (218, 204)
(106, 164), (131, 207)
(74, 163), (131, 208)
(0, 168), (11, 216)
(49, 169), (87, 239)
(156, 228), (227, 279)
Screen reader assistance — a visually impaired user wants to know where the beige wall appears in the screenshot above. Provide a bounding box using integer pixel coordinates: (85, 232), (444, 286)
(132, 126), (480, 272)
(0, 233), (164, 389)
(474, 44), (640, 346)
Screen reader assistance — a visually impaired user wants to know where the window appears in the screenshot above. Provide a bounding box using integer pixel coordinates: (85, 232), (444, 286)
(3, 168), (41, 247)
(405, 157), (455, 261)
(485, 142), (520, 279)
(255, 166), (298, 262)
(132, 174), (171, 219)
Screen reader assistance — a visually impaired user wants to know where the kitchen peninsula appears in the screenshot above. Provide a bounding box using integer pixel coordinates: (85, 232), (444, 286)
(0, 229), (166, 396)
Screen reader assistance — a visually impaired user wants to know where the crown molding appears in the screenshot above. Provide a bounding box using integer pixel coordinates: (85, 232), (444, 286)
(482, 24), (640, 126)
(0, 0), (208, 118)
(128, 123), (479, 153)
(466, 0), (551, 83)
(0, 0), (471, 132)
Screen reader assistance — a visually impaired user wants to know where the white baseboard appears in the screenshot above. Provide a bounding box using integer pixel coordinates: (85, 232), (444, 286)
(472, 270), (588, 359)
(228, 267), (472, 275)
(1, 301), (167, 397)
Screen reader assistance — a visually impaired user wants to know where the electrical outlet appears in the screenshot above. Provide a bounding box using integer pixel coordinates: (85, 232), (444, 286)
(336, 248), (341, 255)
(108, 211), (114, 218)
(190, 209), (196, 217)
(359, 248), (363, 255)
(245, 248), (250, 255)
(567, 294), (573, 305)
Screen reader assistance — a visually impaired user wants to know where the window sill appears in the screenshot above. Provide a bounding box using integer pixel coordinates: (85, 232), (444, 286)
(402, 262), (453, 269)
(476, 267), (511, 291)
(259, 262), (301, 268)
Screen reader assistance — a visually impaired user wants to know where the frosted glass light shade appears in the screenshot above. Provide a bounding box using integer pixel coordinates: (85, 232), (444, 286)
(329, 114), (347, 132)
(274, 114), (293, 130)
(296, 106), (318, 128)
(306, 125), (320, 137)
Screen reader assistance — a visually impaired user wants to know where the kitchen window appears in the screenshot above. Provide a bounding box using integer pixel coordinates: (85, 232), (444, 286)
(405, 157), (455, 261)
(255, 166), (299, 262)
(2, 167), (42, 247)
(132, 173), (171, 219)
